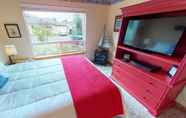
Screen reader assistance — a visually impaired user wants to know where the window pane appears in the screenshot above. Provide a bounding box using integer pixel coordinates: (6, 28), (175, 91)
(23, 11), (86, 56)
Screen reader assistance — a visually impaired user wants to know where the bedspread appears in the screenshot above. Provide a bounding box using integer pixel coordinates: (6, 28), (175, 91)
(0, 58), (76, 118)
(0, 57), (124, 118)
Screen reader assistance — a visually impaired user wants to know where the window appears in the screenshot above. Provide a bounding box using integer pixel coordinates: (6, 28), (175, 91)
(23, 11), (86, 57)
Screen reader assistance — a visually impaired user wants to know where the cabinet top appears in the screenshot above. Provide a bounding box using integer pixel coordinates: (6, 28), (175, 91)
(121, 0), (186, 17)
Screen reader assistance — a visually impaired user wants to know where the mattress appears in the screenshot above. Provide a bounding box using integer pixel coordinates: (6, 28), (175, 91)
(0, 58), (77, 118)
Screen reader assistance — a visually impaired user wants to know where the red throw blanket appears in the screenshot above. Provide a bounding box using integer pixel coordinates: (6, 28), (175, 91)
(61, 55), (123, 118)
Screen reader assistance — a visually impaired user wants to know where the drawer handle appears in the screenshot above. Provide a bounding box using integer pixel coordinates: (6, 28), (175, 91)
(148, 82), (157, 88)
(148, 82), (153, 85)
(146, 89), (151, 94)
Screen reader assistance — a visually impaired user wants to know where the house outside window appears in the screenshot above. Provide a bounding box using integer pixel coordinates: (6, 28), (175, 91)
(23, 11), (86, 57)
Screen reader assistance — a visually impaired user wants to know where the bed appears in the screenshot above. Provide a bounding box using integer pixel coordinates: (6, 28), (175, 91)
(0, 55), (124, 118)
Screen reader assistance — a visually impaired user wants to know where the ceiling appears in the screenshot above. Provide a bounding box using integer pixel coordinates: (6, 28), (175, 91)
(60, 0), (124, 5)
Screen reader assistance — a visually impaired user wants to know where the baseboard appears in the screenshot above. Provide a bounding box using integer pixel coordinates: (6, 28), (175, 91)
(108, 60), (113, 65)
(175, 102), (186, 113)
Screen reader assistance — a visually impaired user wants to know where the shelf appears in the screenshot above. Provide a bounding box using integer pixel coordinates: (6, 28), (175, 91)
(118, 45), (182, 66)
(114, 58), (173, 85)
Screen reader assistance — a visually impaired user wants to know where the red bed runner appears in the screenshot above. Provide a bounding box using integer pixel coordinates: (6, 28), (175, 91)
(61, 55), (123, 118)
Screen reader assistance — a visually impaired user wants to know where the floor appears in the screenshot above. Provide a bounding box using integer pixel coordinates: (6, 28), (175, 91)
(95, 64), (186, 118)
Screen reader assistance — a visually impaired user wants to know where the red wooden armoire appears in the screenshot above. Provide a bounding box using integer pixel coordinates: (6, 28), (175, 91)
(112, 0), (186, 116)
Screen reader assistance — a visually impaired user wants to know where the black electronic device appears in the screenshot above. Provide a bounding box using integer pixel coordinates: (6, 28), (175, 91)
(123, 16), (185, 56)
(129, 60), (161, 72)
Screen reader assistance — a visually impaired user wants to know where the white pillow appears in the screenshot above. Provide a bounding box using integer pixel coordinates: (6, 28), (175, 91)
(0, 62), (7, 70)
(0, 62), (9, 78)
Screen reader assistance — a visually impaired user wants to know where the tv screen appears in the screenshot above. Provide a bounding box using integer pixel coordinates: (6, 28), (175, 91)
(124, 16), (186, 56)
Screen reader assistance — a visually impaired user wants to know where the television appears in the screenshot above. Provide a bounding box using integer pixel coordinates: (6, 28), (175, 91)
(123, 16), (186, 56)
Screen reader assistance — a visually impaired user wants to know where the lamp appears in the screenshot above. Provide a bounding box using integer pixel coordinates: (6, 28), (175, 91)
(98, 25), (113, 49)
(102, 39), (112, 49)
(5, 45), (17, 64)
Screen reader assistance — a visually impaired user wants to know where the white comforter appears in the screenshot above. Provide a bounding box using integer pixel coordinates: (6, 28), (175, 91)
(0, 59), (77, 118)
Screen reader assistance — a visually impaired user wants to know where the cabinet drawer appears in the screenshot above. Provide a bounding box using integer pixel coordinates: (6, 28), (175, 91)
(113, 60), (166, 98)
(135, 87), (158, 109)
(136, 78), (166, 99)
(112, 64), (161, 108)
(112, 65), (136, 89)
(113, 67), (158, 108)
(112, 66), (122, 81)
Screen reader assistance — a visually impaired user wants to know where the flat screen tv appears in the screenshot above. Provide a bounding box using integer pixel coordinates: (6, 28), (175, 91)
(123, 16), (186, 56)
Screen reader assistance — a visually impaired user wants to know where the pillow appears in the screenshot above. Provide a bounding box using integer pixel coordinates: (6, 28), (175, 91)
(0, 75), (8, 89)
(0, 62), (9, 78)
(0, 62), (7, 70)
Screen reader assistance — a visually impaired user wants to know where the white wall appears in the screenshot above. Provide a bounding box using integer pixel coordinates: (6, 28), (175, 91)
(21, 0), (109, 60)
(0, 0), (33, 63)
(0, 39), (7, 64)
